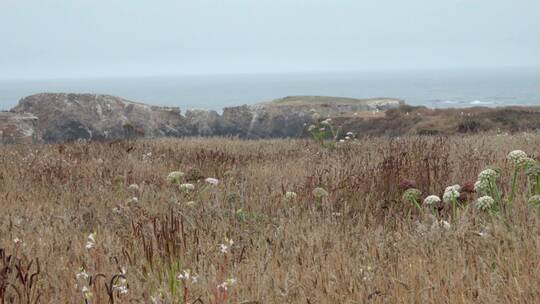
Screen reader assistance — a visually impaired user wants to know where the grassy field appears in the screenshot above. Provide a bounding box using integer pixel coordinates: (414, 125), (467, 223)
(1, 134), (540, 303)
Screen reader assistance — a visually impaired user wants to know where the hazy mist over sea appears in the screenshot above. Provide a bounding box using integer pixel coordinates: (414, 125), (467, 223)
(1, 67), (539, 112)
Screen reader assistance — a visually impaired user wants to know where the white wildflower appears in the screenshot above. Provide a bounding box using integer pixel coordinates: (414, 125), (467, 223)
(312, 187), (328, 198)
(507, 150), (527, 164)
(205, 177), (219, 186)
(219, 238), (234, 254)
(127, 184), (139, 191)
(76, 267), (89, 280)
(345, 136), (351, 140)
(440, 220), (451, 230)
(516, 157), (536, 169)
(167, 171), (184, 183)
(217, 278), (237, 291)
(476, 195), (495, 211)
(444, 184), (461, 193)
(442, 188), (460, 203)
(529, 195), (540, 207)
(86, 232), (96, 250)
(307, 125), (316, 132)
(117, 285), (128, 295)
(285, 191), (297, 200)
(474, 179), (490, 195)
(423, 195), (441, 206)
(177, 269), (198, 284)
(179, 183), (195, 191)
(478, 168), (499, 182)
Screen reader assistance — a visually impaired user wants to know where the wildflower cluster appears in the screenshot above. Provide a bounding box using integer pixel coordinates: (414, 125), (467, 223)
(402, 188), (422, 210)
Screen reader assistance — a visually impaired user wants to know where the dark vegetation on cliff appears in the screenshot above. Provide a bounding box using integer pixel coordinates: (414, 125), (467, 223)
(333, 105), (540, 138)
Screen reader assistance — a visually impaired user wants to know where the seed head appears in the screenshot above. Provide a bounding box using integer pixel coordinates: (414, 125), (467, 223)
(167, 171), (184, 183)
(179, 183), (195, 191)
(526, 165), (540, 178)
(312, 187), (329, 198)
(402, 188), (422, 204)
(285, 191), (297, 200)
(443, 188), (460, 203)
(476, 196), (495, 211)
(423, 195), (441, 206)
(205, 177), (219, 186)
(507, 150), (528, 164)
(478, 168), (499, 182)
(529, 195), (540, 207)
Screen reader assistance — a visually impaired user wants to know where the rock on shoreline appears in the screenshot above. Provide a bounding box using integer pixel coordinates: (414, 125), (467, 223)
(3, 93), (404, 143)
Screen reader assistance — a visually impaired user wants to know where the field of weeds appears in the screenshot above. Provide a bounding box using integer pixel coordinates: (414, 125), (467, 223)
(1, 134), (540, 303)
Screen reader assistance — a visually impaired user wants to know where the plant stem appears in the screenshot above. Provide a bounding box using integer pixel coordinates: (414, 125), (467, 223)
(509, 168), (518, 204)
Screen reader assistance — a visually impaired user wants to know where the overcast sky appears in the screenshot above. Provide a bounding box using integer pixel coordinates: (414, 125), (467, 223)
(1, 0), (539, 80)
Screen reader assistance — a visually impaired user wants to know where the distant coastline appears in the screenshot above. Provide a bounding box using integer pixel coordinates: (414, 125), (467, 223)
(1, 68), (539, 111)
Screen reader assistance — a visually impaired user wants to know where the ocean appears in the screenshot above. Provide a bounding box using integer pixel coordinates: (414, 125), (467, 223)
(1, 68), (539, 112)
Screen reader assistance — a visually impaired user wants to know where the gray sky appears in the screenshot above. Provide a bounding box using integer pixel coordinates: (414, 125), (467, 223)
(1, 0), (539, 80)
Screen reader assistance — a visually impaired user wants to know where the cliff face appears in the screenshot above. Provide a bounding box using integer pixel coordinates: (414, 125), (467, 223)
(4, 93), (405, 142)
(12, 93), (188, 142)
(0, 112), (40, 144)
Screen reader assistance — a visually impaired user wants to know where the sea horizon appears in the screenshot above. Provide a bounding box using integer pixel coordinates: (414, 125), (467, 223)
(1, 67), (539, 112)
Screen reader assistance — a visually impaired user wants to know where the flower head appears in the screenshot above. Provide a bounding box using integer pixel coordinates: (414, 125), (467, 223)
(507, 150), (528, 164)
(442, 187), (460, 203)
(167, 171), (184, 183)
(179, 183), (195, 191)
(475, 195), (495, 211)
(127, 184), (139, 191)
(177, 269), (198, 284)
(402, 188), (422, 204)
(217, 278), (237, 291)
(285, 191), (297, 201)
(312, 187), (328, 198)
(219, 238), (234, 254)
(185, 201), (197, 207)
(474, 179), (490, 195)
(444, 184), (461, 193)
(205, 177), (219, 186)
(307, 125), (316, 132)
(86, 232), (96, 250)
(423, 195), (441, 206)
(526, 165), (540, 178)
(516, 157), (536, 170)
(478, 168), (499, 182)
(76, 267), (89, 280)
(529, 195), (540, 208)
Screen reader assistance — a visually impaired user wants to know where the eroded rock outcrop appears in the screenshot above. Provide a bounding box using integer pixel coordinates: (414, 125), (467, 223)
(0, 112), (40, 144)
(7, 93), (405, 142)
(12, 93), (188, 142)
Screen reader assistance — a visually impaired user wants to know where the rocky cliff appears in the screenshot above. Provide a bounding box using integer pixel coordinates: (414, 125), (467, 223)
(2, 93), (405, 143)
(12, 93), (188, 142)
(0, 112), (40, 144)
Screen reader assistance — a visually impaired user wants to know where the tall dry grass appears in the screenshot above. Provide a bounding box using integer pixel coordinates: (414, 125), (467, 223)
(1, 134), (540, 303)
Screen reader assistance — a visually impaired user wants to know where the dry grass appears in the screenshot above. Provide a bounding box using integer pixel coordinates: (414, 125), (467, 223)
(1, 134), (540, 303)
